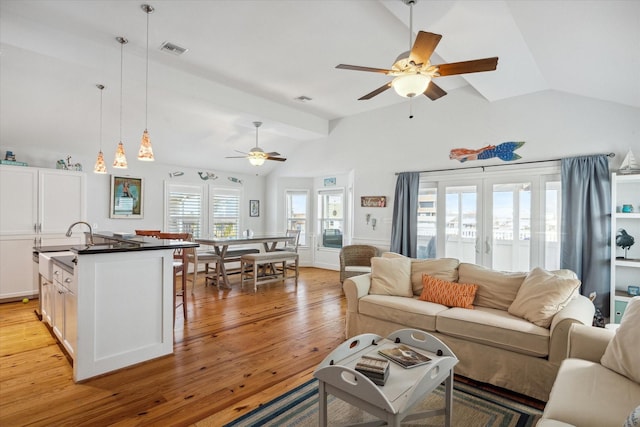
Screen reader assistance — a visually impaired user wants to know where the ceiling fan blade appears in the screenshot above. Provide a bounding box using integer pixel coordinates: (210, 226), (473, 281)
(423, 81), (447, 101)
(266, 157), (287, 162)
(358, 82), (392, 100)
(436, 57), (499, 76)
(336, 64), (394, 74)
(409, 31), (442, 66)
(265, 152), (280, 157)
(234, 149), (249, 155)
(225, 156), (248, 159)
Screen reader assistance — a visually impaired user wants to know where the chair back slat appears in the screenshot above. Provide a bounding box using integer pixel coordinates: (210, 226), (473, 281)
(135, 229), (161, 237)
(158, 233), (192, 261)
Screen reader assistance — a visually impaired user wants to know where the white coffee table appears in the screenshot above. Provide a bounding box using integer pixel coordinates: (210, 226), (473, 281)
(314, 328), (458, 427)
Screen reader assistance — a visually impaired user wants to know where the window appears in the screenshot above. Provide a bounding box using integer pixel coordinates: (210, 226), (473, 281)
(318, 190), (344, 249)
(285, 190), (308, 246)
(418, 168), (561, 271)
(210, 187), (241, 238)
(165, 184), (203, 237)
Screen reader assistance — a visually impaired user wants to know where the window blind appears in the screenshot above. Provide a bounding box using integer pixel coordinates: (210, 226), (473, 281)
(167, 184), (203, 238)
(211, 188), (240, 238)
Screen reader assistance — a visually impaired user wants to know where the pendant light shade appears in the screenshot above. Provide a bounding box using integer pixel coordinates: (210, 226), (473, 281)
(113, 36), (128, 169)
(138, 4), (155, 161)
(93, 84), (107, 174)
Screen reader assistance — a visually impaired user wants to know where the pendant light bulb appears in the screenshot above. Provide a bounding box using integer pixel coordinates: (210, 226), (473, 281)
(138, 4), (155, 161)
(93, 84), (107, 174)
(113, 36), (129, 169)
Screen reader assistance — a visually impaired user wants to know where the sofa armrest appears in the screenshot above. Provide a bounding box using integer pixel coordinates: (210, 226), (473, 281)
(567, 323), (615, 363)
(548, 295), (595, 363)
(343, 273), (372, 314)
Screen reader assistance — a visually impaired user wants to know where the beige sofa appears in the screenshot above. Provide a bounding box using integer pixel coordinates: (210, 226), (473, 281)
(538, 301), (640, 427)
(343, 256), (595, 402)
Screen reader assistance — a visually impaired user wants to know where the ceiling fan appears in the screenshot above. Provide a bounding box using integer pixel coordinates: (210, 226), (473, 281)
(336, 0), (498, 101)
(226, 121), (286, 166)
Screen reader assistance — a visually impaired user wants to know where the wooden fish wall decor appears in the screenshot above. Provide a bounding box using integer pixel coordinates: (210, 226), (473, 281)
(450, 141), (525, 163)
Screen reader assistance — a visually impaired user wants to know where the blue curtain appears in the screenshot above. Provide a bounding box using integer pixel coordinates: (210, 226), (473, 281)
(390, 172), (419, 257)
(560, 155), (611, 316)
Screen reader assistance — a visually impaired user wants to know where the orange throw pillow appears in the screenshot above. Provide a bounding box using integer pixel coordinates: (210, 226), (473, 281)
(419, 274), (478, 309)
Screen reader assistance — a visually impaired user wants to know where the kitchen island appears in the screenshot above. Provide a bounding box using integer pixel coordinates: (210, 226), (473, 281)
(34, 233), (197, 382)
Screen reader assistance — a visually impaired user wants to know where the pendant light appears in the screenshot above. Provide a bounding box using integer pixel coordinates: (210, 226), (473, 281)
(113, 36), (128, 169)
(138, 4), (155, 161)
(93, 84), (107, 174)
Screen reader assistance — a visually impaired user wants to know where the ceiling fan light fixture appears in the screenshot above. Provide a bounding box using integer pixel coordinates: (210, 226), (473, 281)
(392, 73), (431, 98)
(248, 155), (266, 166)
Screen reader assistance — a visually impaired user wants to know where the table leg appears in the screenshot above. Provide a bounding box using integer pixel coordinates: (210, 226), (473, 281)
(215, 245), (231, 289)
(318, 380), (328, 427)
(444, 369), (453, 427)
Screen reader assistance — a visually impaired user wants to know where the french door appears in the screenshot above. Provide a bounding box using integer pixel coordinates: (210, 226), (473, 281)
(418, 169), (560, 272)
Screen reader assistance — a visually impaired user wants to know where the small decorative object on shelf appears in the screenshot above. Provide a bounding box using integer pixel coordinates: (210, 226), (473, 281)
(618, 148), (640, 175)
(56, 156), (82, 171)
(628, 286), (639, 296)
(1, 151), (28, 166)
(616, 229), (635, 259)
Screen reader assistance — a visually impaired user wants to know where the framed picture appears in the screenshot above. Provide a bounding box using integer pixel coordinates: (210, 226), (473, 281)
(249, 199), (260, 217)
(361, 196), (387, 207)
(110, 175), (144, 218)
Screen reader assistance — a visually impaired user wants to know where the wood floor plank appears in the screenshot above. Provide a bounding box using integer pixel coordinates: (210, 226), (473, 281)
(0, 267), (345, 426)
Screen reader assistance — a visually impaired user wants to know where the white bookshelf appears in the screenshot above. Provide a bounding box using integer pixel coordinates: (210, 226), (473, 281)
(610, 173), (640, 323)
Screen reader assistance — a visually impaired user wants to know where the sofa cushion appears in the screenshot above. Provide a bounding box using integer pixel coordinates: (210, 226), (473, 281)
(436, 306), (550, 357)
(601, 296), (640, 383)
(381, 253), (459, 295)
(369, 256), (412, 297)
(458, 263), (527, 310)
(508, 267), (581, 328)
(542, 358), (640, 427)
(358, 295), (447, 332)
(420, 274), (478, 309)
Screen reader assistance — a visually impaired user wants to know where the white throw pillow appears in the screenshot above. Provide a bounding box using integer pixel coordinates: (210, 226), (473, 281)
(369, 256), (412, 297)
(508, 267), (581, 328)
(601, 296), (640, 384)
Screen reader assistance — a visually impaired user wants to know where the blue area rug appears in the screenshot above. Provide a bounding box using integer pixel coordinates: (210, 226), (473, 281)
(224, 378), (542, 426)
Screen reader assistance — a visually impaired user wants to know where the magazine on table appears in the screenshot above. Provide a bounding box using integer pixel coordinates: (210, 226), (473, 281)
(378, 344), (431, 368)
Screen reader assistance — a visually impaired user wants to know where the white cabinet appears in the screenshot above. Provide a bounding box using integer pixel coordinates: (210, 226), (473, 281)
(52, 263), (76, 358)
(610, 173), (640, 323)
(0, 166), (85, 300)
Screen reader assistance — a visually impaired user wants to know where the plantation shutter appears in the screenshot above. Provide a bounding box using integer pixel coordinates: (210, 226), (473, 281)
(166, 184), (203, 238)
(211, 188), (241, 238)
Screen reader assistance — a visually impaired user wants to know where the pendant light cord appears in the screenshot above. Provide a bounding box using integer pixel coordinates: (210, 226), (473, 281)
(99, 86), (103, 150)
(145, 9), (149, 131)
(119, 40), (124, 142)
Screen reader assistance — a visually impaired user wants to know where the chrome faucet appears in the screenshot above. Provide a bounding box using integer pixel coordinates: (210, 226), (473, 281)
(66, 221), (94, 246)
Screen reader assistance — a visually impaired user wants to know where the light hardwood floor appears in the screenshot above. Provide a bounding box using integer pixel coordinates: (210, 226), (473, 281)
(0, 267), (346, 426)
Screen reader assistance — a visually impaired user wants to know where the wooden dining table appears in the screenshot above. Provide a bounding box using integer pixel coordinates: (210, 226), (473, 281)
(194, 234), (295, 288)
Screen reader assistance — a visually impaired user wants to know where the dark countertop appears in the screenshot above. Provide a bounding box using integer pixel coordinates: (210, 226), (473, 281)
(52, 255), (76, 274)
(34, 232), (198, 255)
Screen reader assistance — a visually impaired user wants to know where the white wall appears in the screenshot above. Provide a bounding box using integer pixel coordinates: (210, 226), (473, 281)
(269, 87), (640, 259)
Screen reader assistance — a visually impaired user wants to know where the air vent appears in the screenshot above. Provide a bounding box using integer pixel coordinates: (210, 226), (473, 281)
(160, 41), (188, 56)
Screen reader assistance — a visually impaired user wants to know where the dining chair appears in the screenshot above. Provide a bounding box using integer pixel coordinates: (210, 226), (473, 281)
(135, 229), (161, 237)
(157, 232), (191, 323)
(274, 229), (301, 274)
(186, 246), (220, 293)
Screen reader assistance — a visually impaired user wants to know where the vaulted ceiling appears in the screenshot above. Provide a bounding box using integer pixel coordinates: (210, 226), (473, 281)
(1, 0), (638, 174)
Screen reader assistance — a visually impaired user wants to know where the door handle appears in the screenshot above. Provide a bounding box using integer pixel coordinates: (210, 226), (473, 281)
(475, 238), (480, 254)
(485, 237), (491, 254)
